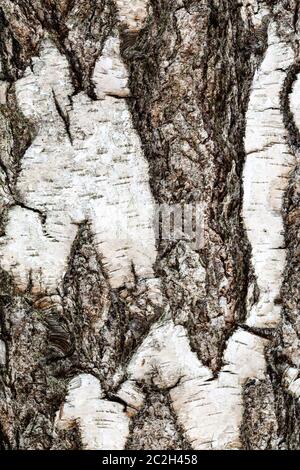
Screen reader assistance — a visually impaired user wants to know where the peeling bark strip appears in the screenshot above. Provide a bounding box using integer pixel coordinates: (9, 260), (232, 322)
(1, 0), (300, 451)
(54, 374), (130, 450)
(0, 34), (159, 295)
(243, 22), (298, 329)
(125, 319), (268, 450)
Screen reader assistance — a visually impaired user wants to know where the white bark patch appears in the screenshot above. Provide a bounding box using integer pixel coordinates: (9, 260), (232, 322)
(240, 0), (269, 25)
(93, 36), (130, 98)
(55, 374), (130, 450)
(243, 24), (297, 328)
(0, 339), (6, 366)
(124, 318), (268, 449)
(283, 367), (300, 399)
(0, 81), (8, 105)
(290, 73), (300, 129)
(115, 0), (149, 32)
(0, 35), (159, 296)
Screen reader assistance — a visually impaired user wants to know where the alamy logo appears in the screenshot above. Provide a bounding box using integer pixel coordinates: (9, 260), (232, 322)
(153, 203), (204, 250)
(102, 202), (205, 248)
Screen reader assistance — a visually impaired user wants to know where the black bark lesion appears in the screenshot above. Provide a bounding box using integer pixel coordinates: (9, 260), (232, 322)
(51, 89), (73, 144)
(281, 62), (300, 152)
(0, 84), (33, 197)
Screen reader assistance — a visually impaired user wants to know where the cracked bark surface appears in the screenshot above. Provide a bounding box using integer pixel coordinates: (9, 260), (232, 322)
(0, 0), (300, 450)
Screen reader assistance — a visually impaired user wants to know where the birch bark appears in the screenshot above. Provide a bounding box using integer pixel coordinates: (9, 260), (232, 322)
(0, 0), (300, 450)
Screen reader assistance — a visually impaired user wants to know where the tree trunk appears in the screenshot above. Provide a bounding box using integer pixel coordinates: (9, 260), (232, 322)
(0, 0), (300, 450)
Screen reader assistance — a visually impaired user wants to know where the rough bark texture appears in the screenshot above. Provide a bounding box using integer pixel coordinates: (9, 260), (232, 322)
(0, 0), (300, 450)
